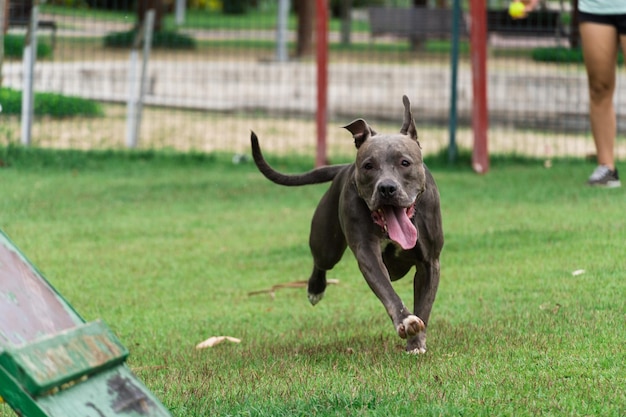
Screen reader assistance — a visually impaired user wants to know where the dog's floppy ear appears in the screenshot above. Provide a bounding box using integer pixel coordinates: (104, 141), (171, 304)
(400, 95), (419, 143)
(343, 119), (378, 149)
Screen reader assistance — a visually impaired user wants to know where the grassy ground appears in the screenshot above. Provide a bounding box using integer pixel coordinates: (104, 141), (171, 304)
(40, 3), (371, 33)
(0, 148), (624, 416)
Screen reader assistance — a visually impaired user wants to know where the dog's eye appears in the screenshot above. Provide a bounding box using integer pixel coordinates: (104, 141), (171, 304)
(363, 162), (374, 170)
(401, 159), (411, 167)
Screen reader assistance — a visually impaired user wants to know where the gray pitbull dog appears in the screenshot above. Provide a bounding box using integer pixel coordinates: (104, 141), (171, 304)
(250, 96), (443, 354)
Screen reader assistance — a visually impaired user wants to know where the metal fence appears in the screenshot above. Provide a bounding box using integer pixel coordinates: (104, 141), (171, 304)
(2, 1), (625, 163)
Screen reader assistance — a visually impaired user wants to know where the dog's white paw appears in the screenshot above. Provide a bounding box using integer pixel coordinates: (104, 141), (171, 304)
(397, 315), (425, 339)
(406, 346), (427, 355)
(308, 292), (324, 305)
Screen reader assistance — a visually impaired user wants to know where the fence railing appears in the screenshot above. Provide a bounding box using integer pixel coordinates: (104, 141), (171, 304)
(2, 3), (624, 163)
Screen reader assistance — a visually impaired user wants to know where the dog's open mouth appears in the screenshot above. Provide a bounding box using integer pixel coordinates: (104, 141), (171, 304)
(371, 204), (417, 250)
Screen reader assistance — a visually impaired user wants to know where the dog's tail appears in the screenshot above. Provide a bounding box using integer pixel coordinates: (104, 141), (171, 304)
(251, 132), (346, 186)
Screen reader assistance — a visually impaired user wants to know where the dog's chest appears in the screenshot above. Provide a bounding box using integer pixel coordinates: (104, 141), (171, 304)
(379, 238), (405, 257)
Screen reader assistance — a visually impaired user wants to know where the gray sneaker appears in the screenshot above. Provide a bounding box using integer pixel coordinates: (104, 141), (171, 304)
(587, 165), (621, 188)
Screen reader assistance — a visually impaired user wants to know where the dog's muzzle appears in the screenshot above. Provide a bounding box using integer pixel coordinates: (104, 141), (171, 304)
(371, 203), (417, 250)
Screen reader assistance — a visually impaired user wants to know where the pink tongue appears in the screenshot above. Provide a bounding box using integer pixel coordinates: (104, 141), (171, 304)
(383, 206), (418, 250)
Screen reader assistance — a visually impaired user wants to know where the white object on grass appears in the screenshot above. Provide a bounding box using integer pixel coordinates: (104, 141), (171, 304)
(196, 336), (241, 349)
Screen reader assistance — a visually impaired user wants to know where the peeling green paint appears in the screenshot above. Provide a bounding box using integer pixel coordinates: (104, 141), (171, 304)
(0, 230), (172, 416)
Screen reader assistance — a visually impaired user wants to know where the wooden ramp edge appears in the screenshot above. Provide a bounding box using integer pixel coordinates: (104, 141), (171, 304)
(0, 230), (173, 416)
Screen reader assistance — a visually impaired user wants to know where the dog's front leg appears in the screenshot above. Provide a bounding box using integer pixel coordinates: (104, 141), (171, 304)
(352, 240), (425, 341)
(406, 260), (440, 354)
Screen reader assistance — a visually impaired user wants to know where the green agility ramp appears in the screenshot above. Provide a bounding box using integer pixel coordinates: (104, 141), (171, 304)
(0, 230), (172, 416)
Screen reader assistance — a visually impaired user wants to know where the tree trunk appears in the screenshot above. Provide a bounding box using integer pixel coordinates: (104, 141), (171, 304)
(569, 0), (579, 48)
(340, 0), (352, 45)
(296, 0), (315, 57)
(410, 0), (428, 50)
(2, 0), (9, 34)
(137, 0), (164, 32)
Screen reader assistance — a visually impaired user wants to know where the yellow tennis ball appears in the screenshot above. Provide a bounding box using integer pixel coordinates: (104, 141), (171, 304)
(509, 1), (526, 18)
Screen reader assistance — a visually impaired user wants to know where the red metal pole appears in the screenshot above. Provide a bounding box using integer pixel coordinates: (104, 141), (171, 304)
(315, 0), (328, 167)
(469, 0), (489, 173)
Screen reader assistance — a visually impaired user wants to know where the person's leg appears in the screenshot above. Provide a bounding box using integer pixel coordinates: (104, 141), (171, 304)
(580, 22), (619, 170)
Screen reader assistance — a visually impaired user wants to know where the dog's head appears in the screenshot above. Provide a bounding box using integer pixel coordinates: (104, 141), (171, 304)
(344, 95), (426, 250)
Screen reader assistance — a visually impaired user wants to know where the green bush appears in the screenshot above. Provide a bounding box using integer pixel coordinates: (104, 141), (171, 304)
(330, 0), (385, 17)
(3, 34), (53, 59)
(0, 88), (104, 118)
(532, 46), (623, 64)
(104, 29), (196, 49)
(223, 0), (249, 14)
(47, 0), (89, 6)
(531, 47), (583, 63)
(84, 0), (133, 11)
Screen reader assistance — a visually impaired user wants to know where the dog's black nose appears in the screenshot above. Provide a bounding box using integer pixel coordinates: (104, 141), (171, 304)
(378, 183), (397, 199)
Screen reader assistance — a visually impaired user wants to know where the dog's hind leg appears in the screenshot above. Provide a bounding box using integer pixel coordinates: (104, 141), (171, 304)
(307, 266), (332, 305)
(307, 187), (347, 305)
(407, 259), (440, 354)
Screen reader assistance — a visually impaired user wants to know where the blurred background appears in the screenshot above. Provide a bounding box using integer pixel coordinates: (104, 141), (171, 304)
(2, 0), (624, 164)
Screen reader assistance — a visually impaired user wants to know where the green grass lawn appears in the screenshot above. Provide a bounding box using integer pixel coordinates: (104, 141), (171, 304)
(41, 3), (370, 33)
(0, 148), (624, 416)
